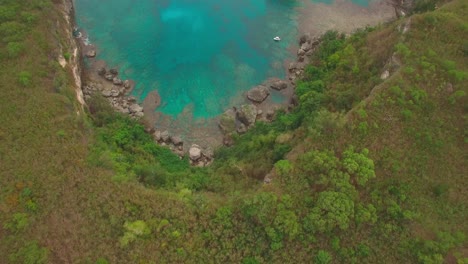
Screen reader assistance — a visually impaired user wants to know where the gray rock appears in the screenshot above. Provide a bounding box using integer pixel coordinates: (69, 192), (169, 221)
(101, 90), (112, 97)
(134, 111), (144, 118)
(123, 80), (131, 89)
(237, 104), (257, 126)
(270, 79), (288, 90)
(219, 109), (237, 134)
(109, 68), (118, 75)
(202, 147), (214, 160)
(97, 67), (106, 76)
(380, 70), (390, 80)
(129, 104), (143, 113)
(113, 78), (123, 85)
(110, 88), (120, 97)
(300, 41), (312, 52)
(160, 130), (170, 142)
(299, 33), (311, 45)
(153, 130), (161, 141)
(189, 144), (202, 161)
(266, 110), (275, 120)
(127, 96), (137, 102)
(288, 62), (297, 72)
(104, 73), (114, 81)
(297, 48), (306, 56)
(237, 123), (248, 134)
(171, 135), (183, 146)
(247, 85), (270, 103)
(86, 50), (96, 58)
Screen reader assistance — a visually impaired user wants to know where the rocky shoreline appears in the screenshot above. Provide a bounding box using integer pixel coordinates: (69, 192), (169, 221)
(71, 0), (393, 166)
(74, 23), (320, 166)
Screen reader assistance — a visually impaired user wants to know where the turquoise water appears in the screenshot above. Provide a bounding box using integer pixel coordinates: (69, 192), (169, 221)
(75, 0), (301, 118)
(310, 0), (371, 7)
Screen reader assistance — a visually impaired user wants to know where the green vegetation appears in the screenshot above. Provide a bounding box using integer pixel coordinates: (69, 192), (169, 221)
(0, 0), (466, 263)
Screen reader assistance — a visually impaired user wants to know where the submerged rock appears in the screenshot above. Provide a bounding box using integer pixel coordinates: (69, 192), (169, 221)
(247, 85), (270, 103)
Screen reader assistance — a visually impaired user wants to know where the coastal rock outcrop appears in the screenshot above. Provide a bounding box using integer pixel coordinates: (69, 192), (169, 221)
(269, 79), (288, 90)
(189, 144), (202, 161)
(219, 109), (237, 134)
(247, 85), (270, 103)
(237, 104), (257, 126)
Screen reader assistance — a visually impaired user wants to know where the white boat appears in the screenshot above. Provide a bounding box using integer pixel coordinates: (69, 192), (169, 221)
(273, 36), (281, 41)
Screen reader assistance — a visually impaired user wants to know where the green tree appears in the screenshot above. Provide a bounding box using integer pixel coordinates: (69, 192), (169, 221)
(315, 250), (332, 264)
(308, 191), (355, 232)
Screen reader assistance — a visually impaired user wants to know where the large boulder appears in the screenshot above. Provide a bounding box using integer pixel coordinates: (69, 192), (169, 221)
(153, 130), (162, 141)
(113, 78), (123, 85)
(270, 79), (288, 90)
(160, 130), (170, 142)
(171, 135), (183, 146)
(247, 85), (270, 103)
(97, 67), (106, 76)
(189, 144), (202, 161)
(109, 68), (118, 75)
(202, 147), (214, 160)
(219, 109), (237, 134)
(237, 104), (257, 126)
(104, 73), (114, 81)
(86, 50), (96, 58)
(129, 104), (143, 113)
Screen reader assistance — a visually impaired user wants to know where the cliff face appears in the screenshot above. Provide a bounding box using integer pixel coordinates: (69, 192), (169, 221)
(57, 0), (85, 109)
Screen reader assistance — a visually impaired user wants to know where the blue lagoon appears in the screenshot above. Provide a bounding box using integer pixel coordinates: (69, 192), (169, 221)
(75, 0), (301, 119)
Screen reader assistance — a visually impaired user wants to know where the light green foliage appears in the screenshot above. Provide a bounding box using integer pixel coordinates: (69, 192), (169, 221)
(120, 220), (151, 247)
(9, 241), (48, 264)
(315, 250), (332, 264)
(342, 147), (376, 186)
(273, 195), (300, 240)
(4, 213), (29, 232)
(18, 71), (32, 86)
(355, 204), (378, 226)
(308, 191), (355, 232)
(274, 159), (292, 176)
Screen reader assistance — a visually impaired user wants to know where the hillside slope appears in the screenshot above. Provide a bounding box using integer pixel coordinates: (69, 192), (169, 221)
(0, 0), (466, 263)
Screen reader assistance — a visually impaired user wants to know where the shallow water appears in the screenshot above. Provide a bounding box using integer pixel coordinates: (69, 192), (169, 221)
(75, 0), (302, 119)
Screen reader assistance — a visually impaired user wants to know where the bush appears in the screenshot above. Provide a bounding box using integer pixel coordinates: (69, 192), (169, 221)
(18, 71), (32, 86)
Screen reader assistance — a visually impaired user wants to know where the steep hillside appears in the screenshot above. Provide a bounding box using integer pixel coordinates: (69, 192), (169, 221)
(0, 0), (466, 263)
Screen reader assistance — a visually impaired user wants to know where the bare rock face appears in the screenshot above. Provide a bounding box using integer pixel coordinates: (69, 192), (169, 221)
(237, 104), (257, 126)
(219, 109), (237, 134)
(189, 144), (202, 161)
(247, 85), (270, 103)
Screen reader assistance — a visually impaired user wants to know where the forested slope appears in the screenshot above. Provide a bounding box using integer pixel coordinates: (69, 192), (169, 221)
(0, 0), (466, 263)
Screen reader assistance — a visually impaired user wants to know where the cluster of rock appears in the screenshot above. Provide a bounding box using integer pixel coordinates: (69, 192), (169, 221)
(153, 130), (214, 166)
(288, 34), (321, 84)
(82, 67), (144, 118)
